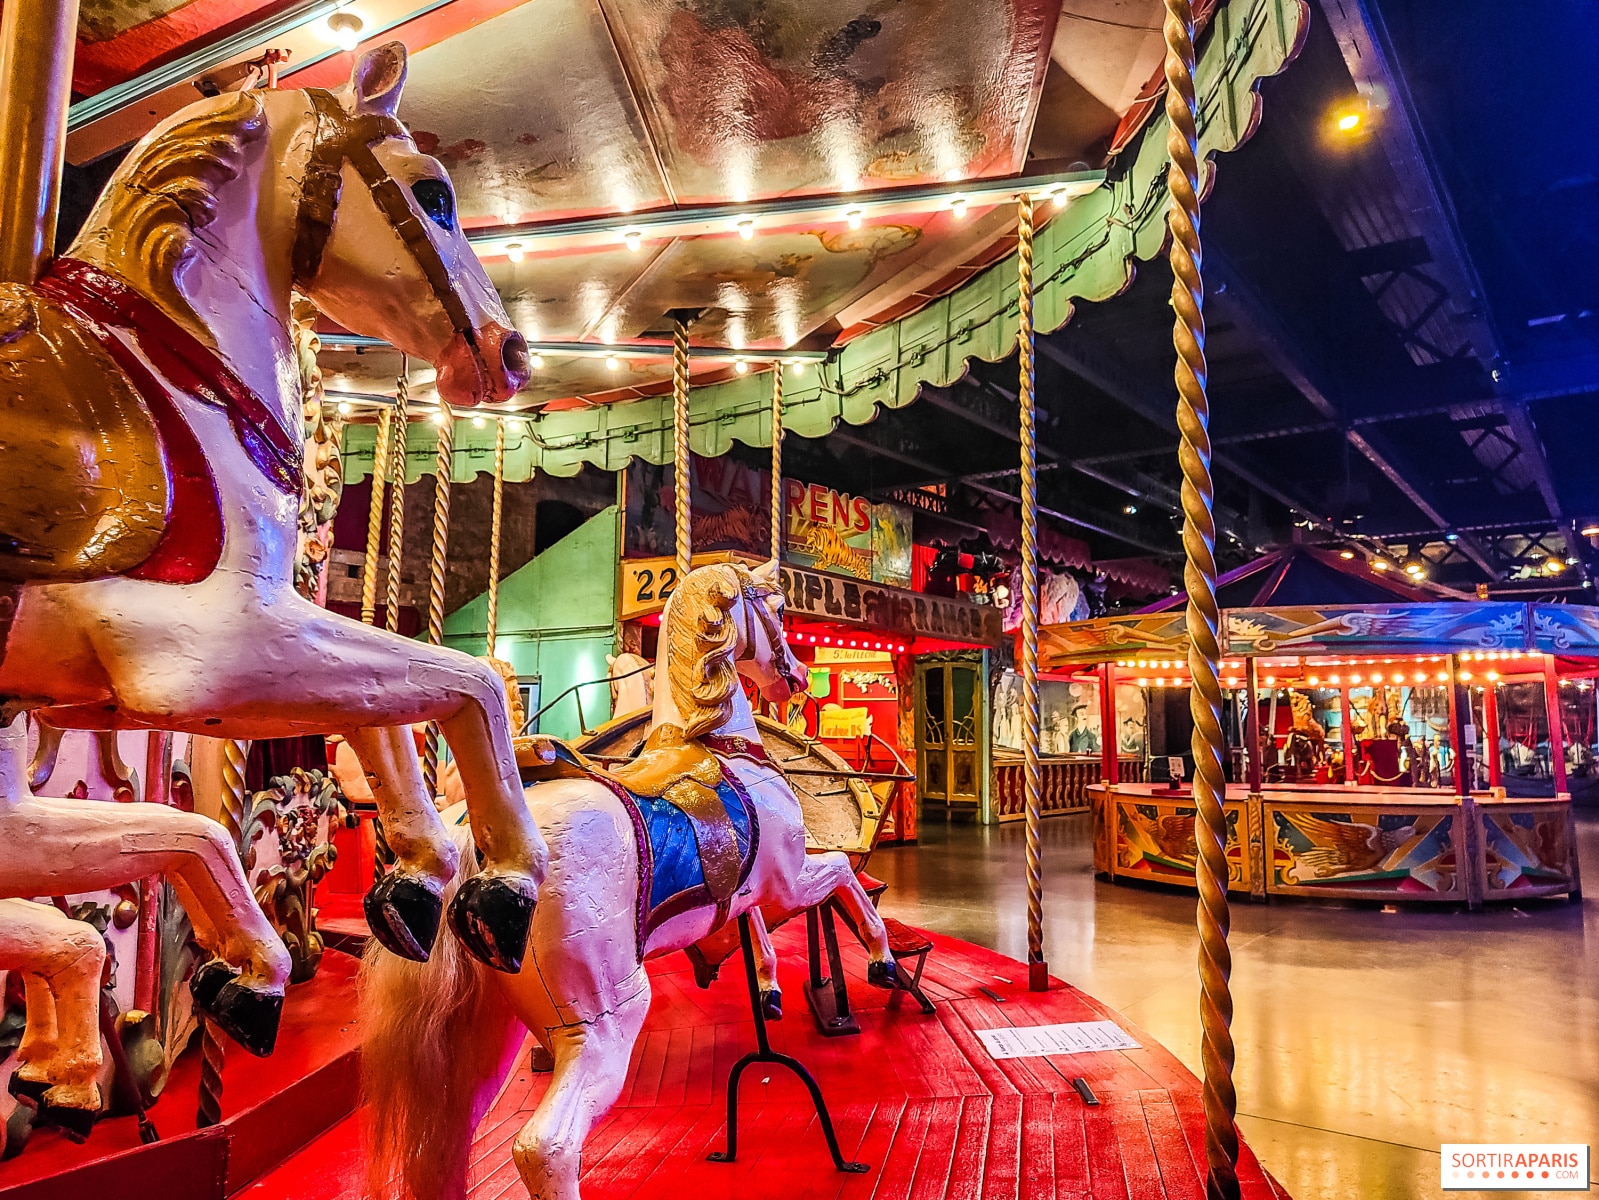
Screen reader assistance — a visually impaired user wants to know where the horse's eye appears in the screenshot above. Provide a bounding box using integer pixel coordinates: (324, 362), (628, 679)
(412, 179), (456, 232)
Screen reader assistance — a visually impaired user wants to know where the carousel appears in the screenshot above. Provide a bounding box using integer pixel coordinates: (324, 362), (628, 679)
(0, 2), (1312, 1199)
(1042, 544), (1586, 907)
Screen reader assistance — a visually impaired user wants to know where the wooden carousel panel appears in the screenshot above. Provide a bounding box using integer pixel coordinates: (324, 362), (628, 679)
(1225, 602), (1530, 657)
(600, 0), (1058, 204)
(401, 0), (671, 226)
(1531, 603), (1599, 657)
(1096, 789), (1251, 892)
(1479, 800), (1580, 899)
(1039, 610), (1188, 668)
(1264, 799), (1467, 902)
(490, 245), (659, 343)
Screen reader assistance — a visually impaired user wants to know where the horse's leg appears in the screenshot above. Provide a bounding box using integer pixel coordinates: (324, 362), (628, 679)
(1, 900), (104, 1135)
(73, 595), (545, 972)
(773, 851), (899, 989)
(511, 985), (651, 1200)
(746, 907), (782, 1020)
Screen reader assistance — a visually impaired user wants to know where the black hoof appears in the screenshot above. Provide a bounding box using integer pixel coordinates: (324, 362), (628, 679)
(867, 959), (902, 991)
(35, 1100), (96, 1144)
(760, 989), (783, 1021)
(6, 1073), (47, 1108)
(447, 874), (535, 974)
(191, 962), (282, 1058)
(364, 873), (443, 962)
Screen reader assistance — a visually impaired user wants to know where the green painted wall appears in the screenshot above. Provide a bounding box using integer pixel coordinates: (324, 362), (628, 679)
(443, 505), (619, 740)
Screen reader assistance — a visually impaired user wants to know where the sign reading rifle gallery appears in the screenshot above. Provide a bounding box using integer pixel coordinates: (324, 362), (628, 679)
(781, 565), (1004, 646)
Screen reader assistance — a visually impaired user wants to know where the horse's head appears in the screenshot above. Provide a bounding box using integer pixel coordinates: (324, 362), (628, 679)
(734, 560), (806, 705)
(297, 43), (529, 406)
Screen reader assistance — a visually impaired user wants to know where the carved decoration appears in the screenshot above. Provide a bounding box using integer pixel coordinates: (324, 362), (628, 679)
(292, 296), (344, 603)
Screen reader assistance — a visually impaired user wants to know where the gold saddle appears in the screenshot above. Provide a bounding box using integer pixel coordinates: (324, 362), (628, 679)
(0, 284), (168, 583)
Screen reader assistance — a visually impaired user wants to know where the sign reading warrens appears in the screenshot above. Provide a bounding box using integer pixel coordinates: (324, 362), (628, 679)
(784, 480), (913, 588)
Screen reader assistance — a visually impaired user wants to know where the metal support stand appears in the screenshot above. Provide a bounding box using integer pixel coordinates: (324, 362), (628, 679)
(804, 901), (860, 1037)
(708, 913), (868, 1173)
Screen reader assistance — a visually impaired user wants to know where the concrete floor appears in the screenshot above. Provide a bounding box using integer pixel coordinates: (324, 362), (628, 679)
(870, 810), (1599, 1200)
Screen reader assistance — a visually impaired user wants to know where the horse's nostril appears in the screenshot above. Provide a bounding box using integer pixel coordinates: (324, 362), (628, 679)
(501, 332), (529, 379)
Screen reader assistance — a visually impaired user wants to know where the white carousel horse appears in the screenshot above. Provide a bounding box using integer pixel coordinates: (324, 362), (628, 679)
(363, 561), (900, 1200)
(606, 651), (655, 717)
(0, 42), (549, 1063)
(0, 899), (106, 1139)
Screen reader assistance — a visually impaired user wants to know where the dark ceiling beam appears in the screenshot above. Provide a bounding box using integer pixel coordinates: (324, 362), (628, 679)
(1206, 250), (1502, 577)
(1036, 331), (1337, 533)
(824, 428), (1170, 555)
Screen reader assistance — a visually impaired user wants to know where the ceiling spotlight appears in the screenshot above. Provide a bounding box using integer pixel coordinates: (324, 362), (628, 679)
(948, 195), (969, 220)
(734, 358), (749, 375)
(326, 10), (364, 51)
(1544, 557), (1565, 574)
(1333, 104), (1366, 134)
(735, 217), (756, 240)
(336, 400), (353, 415)
(1445, 531), (1460, 543)
(622, 228), (643, 252)
(1339, 549), (1355, 559)
(1371, 558), (1391, 571)
(528, 352), (544, 370)
(844, 207), (864, 230)
(505, 242), (525, 263)
(1582, 523), (1599, 537)
(1122, 503), (1138, 515)
(1405, 560), (1425, 576)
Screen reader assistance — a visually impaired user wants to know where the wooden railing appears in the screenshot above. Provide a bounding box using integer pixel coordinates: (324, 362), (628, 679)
(991, 754), (1146, 822)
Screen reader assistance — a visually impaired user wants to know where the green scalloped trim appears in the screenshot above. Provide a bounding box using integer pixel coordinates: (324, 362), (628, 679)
(345, 0), (1307, 485)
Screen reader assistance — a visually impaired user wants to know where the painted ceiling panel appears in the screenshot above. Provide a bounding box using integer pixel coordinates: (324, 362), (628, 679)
(600, 0), (1058, 204)
(400, 0), (672, 225)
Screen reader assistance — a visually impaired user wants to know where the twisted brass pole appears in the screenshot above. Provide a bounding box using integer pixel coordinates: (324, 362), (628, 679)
(200, 735), (249, 1126)
(485, 416), (506, 655)
(384, 371), (410, 634)
(672, 320), (691, 577)
(1165, 1), (1237, 1195)
(770, 367), (784, 563)
(359, 406), (392, 625)
(422, 408), (455, 801)
(1016, 194), (1046, 992)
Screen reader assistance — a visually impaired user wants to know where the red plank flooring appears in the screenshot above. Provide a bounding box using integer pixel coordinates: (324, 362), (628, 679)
(242, 926), (1290, 1200)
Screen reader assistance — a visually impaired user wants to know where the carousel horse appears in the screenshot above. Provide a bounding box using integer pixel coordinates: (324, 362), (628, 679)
(0, 39), (548, 1065)
(363, 561), (901, 1200)
(606, 651), (655, 717)
(0, 899), (106, 1138)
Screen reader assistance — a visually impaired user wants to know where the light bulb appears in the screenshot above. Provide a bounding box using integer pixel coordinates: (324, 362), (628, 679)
(622, 228), (643, 252)
(505, 242), (525, 263)
(844, 207), (864, 229)
(605, 354), (620, 371)
(431, 410), (449, 426)
(790, 360), (805, 377)
(1046, 184), (1068, 208)
(1339, 549), (1355, 559)
(735, 217), (756, 240)
(1337, 112), (1361, 132)
(1371, 559), (1390, 571)
(528, 353), (544, 370)
(326, 10), (364, 51)
(949, 195), (968, 220)
(472, 416), (486, 428)
(734, 358), (749, 375)
(337, 400), (353, 415)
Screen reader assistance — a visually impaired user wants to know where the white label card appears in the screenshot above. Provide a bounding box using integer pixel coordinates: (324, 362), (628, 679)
(975, 1021), (1140, 1060)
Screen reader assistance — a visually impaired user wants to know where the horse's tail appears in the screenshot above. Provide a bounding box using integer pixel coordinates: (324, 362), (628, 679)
(360, 825), (523, 1200)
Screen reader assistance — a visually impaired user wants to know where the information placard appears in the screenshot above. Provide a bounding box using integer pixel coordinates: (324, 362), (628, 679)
(974, 1021), (1140, 1060)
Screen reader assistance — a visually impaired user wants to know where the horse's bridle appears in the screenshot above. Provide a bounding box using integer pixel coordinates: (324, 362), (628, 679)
(734, 568), (806, 694)
(292, 89), (490, 380)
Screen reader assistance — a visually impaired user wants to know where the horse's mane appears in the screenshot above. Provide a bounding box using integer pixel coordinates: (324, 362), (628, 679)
(664, 565), (743, 739)
(73, 91), (268, 333)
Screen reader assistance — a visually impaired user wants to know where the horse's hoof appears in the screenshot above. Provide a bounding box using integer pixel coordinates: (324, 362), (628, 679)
(364, 873), (443, 962)
(448, 874), (535, 973)
(529, 1043), (554, 1073)
(6, 1072), (47, 1108)
(35, 1100), (96, 1144)
(867, 959), (902, 991)
(760, 989), (783, 1021)
(191, 962), (282, 1058)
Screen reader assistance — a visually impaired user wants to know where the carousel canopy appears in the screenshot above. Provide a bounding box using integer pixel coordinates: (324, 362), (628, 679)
(1141, 542), (1433, 613)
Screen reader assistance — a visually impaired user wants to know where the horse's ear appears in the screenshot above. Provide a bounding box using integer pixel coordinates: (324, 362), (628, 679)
(752, 559), (779, 583)
(350, 41), (408, 117)
(607, 654), (617, 668)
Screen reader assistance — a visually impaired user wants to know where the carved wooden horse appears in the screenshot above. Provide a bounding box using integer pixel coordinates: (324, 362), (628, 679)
(0, 43), (548, 1068)
(363, 562), (901, 1200)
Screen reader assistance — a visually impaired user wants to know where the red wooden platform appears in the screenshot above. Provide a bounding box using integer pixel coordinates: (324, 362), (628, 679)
(244, 926), (1289, 1200)
(0, 950), (362, 1200)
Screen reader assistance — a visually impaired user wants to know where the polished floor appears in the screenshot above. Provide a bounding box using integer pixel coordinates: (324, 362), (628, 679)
(870, 811), (1599, 1200)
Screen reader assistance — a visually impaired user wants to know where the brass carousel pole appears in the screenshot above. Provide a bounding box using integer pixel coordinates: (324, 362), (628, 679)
(1164, 1), (1238, 1195)
(385, 369), (410, 634)
(1016, 192), (1046, 992)
(485, 416), (506, 657)
(672, 319), (692, 576)
(422, 407), (455, 800)
(360, 407), (393, 626)
(0, 0), (79, 283)
(770, 366), (784, 563)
